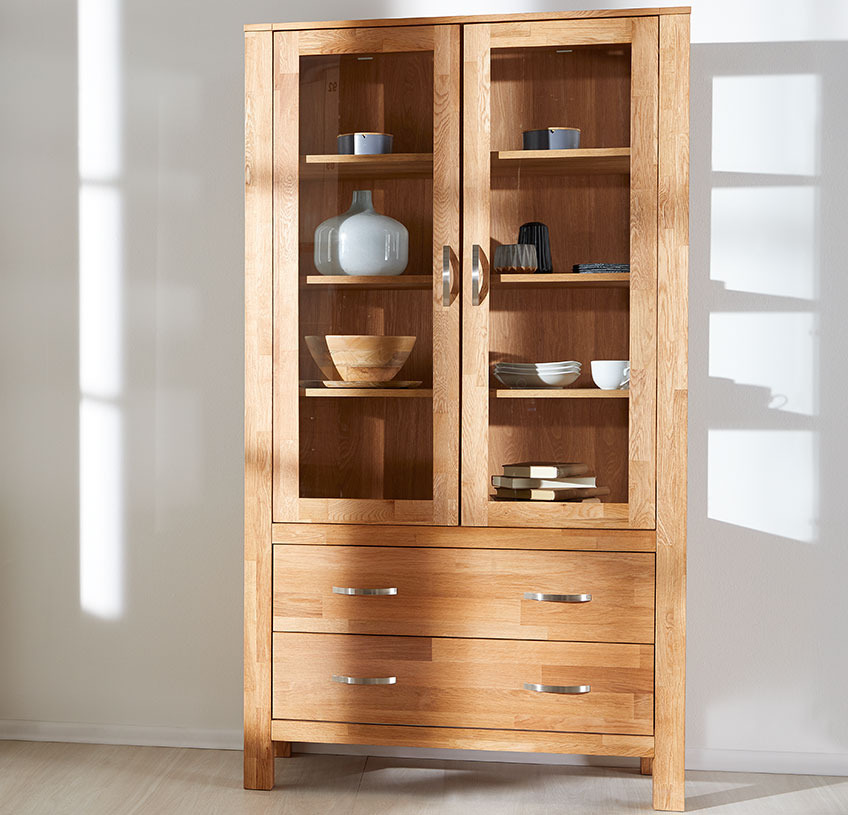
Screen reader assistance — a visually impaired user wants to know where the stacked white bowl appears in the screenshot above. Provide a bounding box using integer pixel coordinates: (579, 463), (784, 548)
(493, 360), (581, 388)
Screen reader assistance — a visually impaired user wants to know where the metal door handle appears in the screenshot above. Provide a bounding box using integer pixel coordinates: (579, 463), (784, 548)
(524, 592), (592, 603)
(524, 683), (591, 694)
(471, 244), (486, 306)
(332, 586), (398, 596)
(442, 245), (452, 306)
(332, 675), (397, 685)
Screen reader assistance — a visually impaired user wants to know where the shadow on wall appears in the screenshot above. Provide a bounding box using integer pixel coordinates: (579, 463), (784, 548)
(688, 40), (848, 760)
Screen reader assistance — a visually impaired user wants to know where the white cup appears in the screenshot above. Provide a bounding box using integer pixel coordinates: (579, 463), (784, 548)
(591, 360), (630, 390)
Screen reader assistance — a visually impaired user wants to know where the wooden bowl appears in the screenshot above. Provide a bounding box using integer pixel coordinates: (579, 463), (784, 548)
(305, 336), (339, 379)
(325, 335), (416, 382)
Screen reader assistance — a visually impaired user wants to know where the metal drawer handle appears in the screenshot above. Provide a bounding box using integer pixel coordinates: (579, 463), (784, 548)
(442, 244), (452, 306)
(332, 675), (397, 685)
(524, 683), (591, 694)
(524, 592), (592, 603)
(332, 586), (397, 596)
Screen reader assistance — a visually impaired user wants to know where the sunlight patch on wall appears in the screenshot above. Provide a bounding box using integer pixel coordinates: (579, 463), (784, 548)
(79, 186), (122, 398)
(78, 0), (121, 181)
(78, 0), (124, 619)
(711, 186), (817, 300)
(79, 400), (124, 618)
(709, 312), (817, 417)
(708, 430), (818, 543)
(712, 74), (819, 177)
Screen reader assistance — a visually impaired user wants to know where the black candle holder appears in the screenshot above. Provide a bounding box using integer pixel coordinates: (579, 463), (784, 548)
(517, 222), (552, 273)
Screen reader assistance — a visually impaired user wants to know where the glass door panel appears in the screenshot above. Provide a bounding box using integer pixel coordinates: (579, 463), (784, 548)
(462, 18), (658, 529)
(274, 26), (460, 525)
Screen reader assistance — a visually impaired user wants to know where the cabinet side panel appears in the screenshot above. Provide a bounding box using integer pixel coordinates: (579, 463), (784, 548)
(244, 30), (275, 790)
(628, 16), (659, 528)
(654, 12), (689, 813)
(273, 32), (300, 521)
(432, 25), (462, 525)
(461, 24), (491, 526)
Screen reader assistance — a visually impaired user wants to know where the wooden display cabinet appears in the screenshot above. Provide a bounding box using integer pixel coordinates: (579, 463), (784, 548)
(246, 7), (688, 811)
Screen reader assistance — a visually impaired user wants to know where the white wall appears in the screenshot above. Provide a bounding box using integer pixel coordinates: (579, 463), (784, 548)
(1, 0), (847, 774)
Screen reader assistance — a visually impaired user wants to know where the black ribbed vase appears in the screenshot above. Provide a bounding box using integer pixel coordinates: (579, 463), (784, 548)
(517, 222), (552, 273)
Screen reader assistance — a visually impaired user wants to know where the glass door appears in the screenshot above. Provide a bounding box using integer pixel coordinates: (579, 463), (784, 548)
(462, 17), (658, 529)
(273, 26), (460, 525)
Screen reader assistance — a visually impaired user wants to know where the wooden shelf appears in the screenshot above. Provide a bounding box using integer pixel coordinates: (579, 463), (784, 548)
(492, 389), (629, 399)
(301, 153), (433, 178)
(491, 147), (630, 175)
(302, 274), (432, 289)
(497, 272), (630, 287)
(301, 388), (433, 398)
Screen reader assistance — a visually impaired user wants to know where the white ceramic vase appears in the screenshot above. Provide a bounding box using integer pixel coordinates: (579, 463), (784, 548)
(314, 190), (409, 276)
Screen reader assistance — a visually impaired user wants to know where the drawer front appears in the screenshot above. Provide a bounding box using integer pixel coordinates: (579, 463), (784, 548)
(273, 633), (654, 735)
(273, 545), (654, 643)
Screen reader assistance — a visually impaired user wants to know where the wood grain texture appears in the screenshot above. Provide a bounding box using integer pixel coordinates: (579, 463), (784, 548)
(488, 399), (630, 515)
(489, 18), (633, 48)
(485, 42), (634, 527)
(292, 42), (461, 522)
(272, 31), (301, 523)
(246, 15), (689, 801)
(496, 273), (630, 287)
(654, 12), (689, 813)
(295, 48), (436, 518)
(298, 26), (435, 55)
(461, 23), (492, 526)
(493, 389), (629, 399)
(486, 500), (631, 529)
(641, 756), (654, 775)
(432, 25), (462, 525)
(296, 498), (434, 524)
(272, 523), (657, 551)
(627, 15), (659, 528)
(493, 147), (630, 175)
(243, 29), (274, 791)
(257, 9), (691, 33)
(298, 395), (433, 501)
(301, 153), (433, 178)
(299, 51), (433, 155)
(303, 275), (432, 289)
(300, 388), (433, 398)
(271, 721), (654, 757)
(273, 545), (655, 642)
(273, 634), (654, 734)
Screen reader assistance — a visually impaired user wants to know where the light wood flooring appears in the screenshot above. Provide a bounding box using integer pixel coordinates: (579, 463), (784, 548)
(1, 741), (847, 814)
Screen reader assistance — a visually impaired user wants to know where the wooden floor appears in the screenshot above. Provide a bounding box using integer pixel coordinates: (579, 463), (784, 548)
(1, 741), (847, 814)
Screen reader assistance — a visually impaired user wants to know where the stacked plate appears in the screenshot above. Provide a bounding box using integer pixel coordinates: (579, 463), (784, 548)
(493, 360), (581, 388)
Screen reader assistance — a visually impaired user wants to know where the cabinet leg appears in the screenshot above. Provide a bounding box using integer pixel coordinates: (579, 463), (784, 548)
(244, 733), (275, 790)
(652, 754), (684, 811)
(274, 741), (292, 758)
(640, 757), (653, 775)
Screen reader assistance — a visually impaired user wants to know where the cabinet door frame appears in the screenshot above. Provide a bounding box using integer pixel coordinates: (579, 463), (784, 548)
(462, 17), (658, 530)
(272, 25), (461, 525)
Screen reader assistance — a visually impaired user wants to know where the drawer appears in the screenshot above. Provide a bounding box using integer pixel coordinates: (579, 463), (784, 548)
(273, 545), (654, 643)
(273, 633), (654, 735)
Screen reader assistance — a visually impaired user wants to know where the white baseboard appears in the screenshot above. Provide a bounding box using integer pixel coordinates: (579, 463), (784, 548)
(2, 720), (846, 776)
(685, 747), (848, 776)
(0, 719), (242, 750)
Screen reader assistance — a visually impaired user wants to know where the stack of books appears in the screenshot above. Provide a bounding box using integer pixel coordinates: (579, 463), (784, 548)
(492, 461), (610, 502)
(573, 263), (630, 274)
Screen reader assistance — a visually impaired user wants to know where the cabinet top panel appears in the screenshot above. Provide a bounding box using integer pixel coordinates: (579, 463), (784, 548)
(245, 7), (690, 32)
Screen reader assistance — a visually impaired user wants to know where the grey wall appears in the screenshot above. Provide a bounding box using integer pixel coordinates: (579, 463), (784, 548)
(1, 0), (847, 772)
